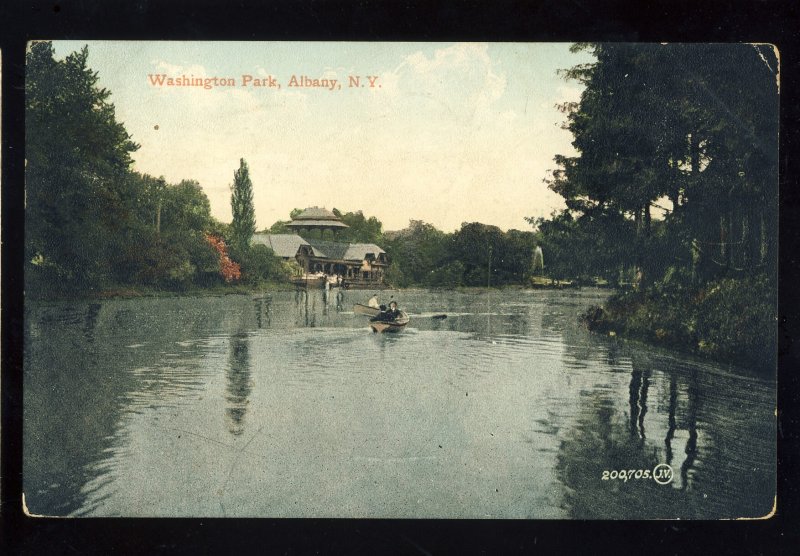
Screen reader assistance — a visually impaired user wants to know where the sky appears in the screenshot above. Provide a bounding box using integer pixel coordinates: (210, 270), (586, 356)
(52, 41), (594, 232)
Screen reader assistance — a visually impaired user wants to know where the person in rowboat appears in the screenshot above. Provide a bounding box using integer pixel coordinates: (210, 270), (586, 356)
(368, 294), (380, 309)
(373, 301), (401, 322)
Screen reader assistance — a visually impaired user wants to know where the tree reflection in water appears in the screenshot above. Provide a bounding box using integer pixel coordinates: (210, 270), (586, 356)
(25, 298), (226, 516)
(83, 303), (102, 344)
(628, 368), (650, 442)
(24, 290), (773, 518)
(554, 354), (771, 519)
(225, 332), (253, 437)
(679, 376), (700, 491)
(556, 370), (697, 518)
(665, 374), (678, 464)
(253, 295), (272, 329)
(294, 289), (319, 328)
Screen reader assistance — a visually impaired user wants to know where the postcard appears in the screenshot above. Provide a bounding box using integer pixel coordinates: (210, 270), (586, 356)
(23, 41), (778, 518)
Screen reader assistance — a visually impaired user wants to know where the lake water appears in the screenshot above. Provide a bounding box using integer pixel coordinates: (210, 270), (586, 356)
(24, 288), (775, 518)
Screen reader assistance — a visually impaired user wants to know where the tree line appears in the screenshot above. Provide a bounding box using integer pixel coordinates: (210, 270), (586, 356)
(25, 41), (546, 299)
(268, 212), (542, 288)
(541, 43), (777, 288)
(25, 42), (288, 298)
(542, 43), (778, 370)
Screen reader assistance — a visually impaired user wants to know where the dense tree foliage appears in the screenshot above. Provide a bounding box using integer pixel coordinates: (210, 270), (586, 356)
(527, 211), (636, 285)
(205, 235), (242, 283)
(541, 43), (778, 370)
(26, 42), (140, 292)
(25, 42), (279, 296)
(542, 43), (778, 288)
(383, 220), (537, 288)
(332, 209), (384, 244)
(383, 221), (451, 286)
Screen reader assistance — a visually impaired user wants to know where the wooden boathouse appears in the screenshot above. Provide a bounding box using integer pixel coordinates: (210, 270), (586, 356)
(251, 207), (389, 288)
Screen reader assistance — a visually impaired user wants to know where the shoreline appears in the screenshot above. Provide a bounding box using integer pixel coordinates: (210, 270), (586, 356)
(583, 285), (776, 376)
(586, 322), (775, 379)
(27, 279), (613, 303)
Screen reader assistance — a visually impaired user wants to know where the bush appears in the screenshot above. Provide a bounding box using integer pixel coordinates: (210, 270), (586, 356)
(230, 244), (289, 285)
(383, 262), (404, 288)
(694, 276), (776, 369)
(425, 261), (465, 288)
(587, 272), (776, 373)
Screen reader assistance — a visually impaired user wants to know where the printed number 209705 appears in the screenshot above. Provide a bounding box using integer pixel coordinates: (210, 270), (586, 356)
(601, 469), (652, 482)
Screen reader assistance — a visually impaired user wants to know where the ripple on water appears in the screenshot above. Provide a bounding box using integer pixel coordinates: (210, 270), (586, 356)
(253, 327), (375, 389)
(23, 290), (775, 519)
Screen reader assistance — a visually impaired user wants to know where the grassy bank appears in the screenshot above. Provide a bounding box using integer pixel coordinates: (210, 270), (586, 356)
(583, 274), (777, 374)
(26, 280), (299, 303)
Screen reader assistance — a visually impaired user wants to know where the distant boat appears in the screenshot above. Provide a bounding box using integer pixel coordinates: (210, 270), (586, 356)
(291, 272), (327, 288)
(292, 273), (347, 289)
(369, 311), (410, 333)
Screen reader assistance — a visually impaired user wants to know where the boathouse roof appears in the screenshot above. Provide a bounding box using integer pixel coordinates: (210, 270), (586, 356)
(305, 239), (385, 261)
(251, 233), (384, 262)
(251, 233), (309, 258)
(341, 243), (386, 261)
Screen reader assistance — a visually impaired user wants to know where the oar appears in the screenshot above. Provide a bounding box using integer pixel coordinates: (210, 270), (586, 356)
(409, 313), (447, 320)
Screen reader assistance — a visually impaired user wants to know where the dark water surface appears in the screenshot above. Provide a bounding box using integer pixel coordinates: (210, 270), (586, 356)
(24, 289), (775, 518)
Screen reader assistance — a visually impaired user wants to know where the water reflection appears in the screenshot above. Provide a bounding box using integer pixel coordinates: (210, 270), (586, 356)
(84, 303), (101, 344)
(24, 289), (774, 518)
(555, 348), (773, 519)
(253, 296), (272, 329)
(679, 378), (700, 492)
(658, 368), (701, 492)
(25, 297), (240, 515)
(25, 303), (125, 515)
(628, 368), (650, 441)
(295, 289), (319, 327)
(225, 332), (253, 436)
(665, 374), (678, 464)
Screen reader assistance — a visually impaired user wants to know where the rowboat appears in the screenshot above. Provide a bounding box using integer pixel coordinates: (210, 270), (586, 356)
(353, 303), (381, 317)
(369, 311), (410, 333)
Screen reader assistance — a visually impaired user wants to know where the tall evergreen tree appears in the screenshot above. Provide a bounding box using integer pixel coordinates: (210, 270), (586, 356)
(230, 158), (256, 253)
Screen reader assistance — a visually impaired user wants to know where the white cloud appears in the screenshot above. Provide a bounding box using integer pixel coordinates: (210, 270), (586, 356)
(372, 43), (508, 126)
(114, 44), (584, 230)
(404, 43), (493, 74)
(152, 60), (207, 76)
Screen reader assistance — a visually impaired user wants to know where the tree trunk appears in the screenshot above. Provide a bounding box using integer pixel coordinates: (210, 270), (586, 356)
(688, 131), (707, 279)
(635, 205), (649, 289)
(689, 132), (700, 175)
(732, 204), (740, 270)
(721, 211), (730, 269)
(760, 210), (767, 267)
(744, 198), (762, 272)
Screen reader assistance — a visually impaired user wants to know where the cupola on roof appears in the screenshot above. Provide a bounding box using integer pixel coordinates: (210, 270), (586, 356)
(287, 206), (349, 229)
